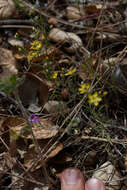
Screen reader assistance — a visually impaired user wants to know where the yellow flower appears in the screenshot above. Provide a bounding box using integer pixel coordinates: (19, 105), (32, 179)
(30, 40), (42, 51)
(78, 83), (90, 94)
(88, 92), (102, 106)
(64, 68), (76, 76)
(27, 51), (38, 62)
(103, 91), (108, 95)
(51, 71), (58, 79)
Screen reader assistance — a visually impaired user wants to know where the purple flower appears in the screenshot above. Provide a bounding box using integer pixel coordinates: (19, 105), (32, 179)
(28, 114), (40, 123)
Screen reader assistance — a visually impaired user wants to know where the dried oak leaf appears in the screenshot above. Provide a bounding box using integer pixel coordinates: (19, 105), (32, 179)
(3, 116), (58, 140)
(0, 0), (16, 19)
(0, 48), (17, 81)
(24, 142), (63, 170)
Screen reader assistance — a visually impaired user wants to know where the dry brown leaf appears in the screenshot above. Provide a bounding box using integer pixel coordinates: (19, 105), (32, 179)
(0, 48), (18, 81)
(0, 0), (16, 19)
(93, 161), (121, 190)
(84, 4), (106, 14)
(18, 72), (49, 112)
(3, 116), (58, 140)
(24, 141), (63, 169)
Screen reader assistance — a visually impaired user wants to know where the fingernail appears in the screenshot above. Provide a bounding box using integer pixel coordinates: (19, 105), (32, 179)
(85, 178), (106, 190)
(59, 168), (85, 190)
(61, 168), (83, 184)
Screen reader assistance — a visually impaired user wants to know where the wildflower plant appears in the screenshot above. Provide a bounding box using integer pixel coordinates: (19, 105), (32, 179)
(27, 40), (42, 63)
(64, 67), (76, 76)
(88, 92), (102, 106)
(78, 83), (90, 94)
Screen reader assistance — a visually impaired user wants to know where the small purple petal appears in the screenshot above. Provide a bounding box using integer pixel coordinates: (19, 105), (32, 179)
(28, 114), (40, 123)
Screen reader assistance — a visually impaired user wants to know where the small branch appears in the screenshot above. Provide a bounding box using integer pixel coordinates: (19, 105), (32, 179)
(81, 135), (127, 145)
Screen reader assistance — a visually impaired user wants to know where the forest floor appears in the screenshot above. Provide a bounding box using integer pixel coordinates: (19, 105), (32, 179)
(0, 0), (127, 189)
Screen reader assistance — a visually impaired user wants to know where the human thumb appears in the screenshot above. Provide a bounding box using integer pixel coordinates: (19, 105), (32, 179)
(59, 168), (85, 190)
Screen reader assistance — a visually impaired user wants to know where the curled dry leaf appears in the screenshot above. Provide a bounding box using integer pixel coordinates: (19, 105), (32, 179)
(2, 116), (58, 140)
(18, 73), (49, 112)
(8, 38), (24, 48)
(48, 28), (83, 53)
(92, 161), (121, 190)
(65, 6), (85, 20)
(0, 0), (16, 19)
(24, 142), (63, 169)
(0, 48), (18, 81)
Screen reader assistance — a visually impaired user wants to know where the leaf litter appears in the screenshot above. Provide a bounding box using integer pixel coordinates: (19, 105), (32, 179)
(0, 0), (127, 189)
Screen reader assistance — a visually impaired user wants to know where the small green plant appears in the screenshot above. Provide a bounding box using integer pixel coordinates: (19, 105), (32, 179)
(0, 74), (25, 94)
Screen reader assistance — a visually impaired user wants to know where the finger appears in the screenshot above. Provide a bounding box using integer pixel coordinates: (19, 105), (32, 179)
(85, 178), (106, 190)
(59, 168), (85, 190)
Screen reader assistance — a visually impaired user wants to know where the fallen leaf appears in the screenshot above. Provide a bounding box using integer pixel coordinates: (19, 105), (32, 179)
(48, 28), (83, 53)
(24, 141), (63, 170)
(93, 161), (121, 190)
(0, 48), (18, 82)
(3, 116), (58, 140)
(66, 6), (85, 20)
(0, 0), (16, 19)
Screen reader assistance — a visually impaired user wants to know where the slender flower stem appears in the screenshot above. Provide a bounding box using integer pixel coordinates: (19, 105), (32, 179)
(14, 87), (51, 188)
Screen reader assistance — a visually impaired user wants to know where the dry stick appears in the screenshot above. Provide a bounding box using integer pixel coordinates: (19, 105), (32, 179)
(42, 94), (88, 161)
(0, 136), (9, 151)
(19, 94), (88, 175)
(81, 135), (127, 145)
(0, 169), (47, 187)
(0, 25), (34, 28)
(0, 19), (36, 28)
(0, 19), (36, 25)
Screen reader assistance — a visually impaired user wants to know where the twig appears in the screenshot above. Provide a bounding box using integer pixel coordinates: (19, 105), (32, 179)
(81, 135), (127, 145)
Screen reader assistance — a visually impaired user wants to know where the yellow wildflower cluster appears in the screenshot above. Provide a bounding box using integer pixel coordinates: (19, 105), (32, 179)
(51, 71), (58, 79)
(30, 40), (42, 51)
(78, 82), (108, 106)
(64, 67), (76, 76)
(88, 92), (102, 106)
(27, 51), (38, 62)
(78, 83), (90, 94)
(27, 40), (42, 62)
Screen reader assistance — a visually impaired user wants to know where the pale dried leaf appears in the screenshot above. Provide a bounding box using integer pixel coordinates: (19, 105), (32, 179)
(66, 6), (85, 20)
(48, 28), (83, 53)
(44, 100), (69, 115)
(0, 48), (17, 81)
(93, 161), (121, 190)
(8, 38), (24, 47)
(0, 0), (16, 19)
